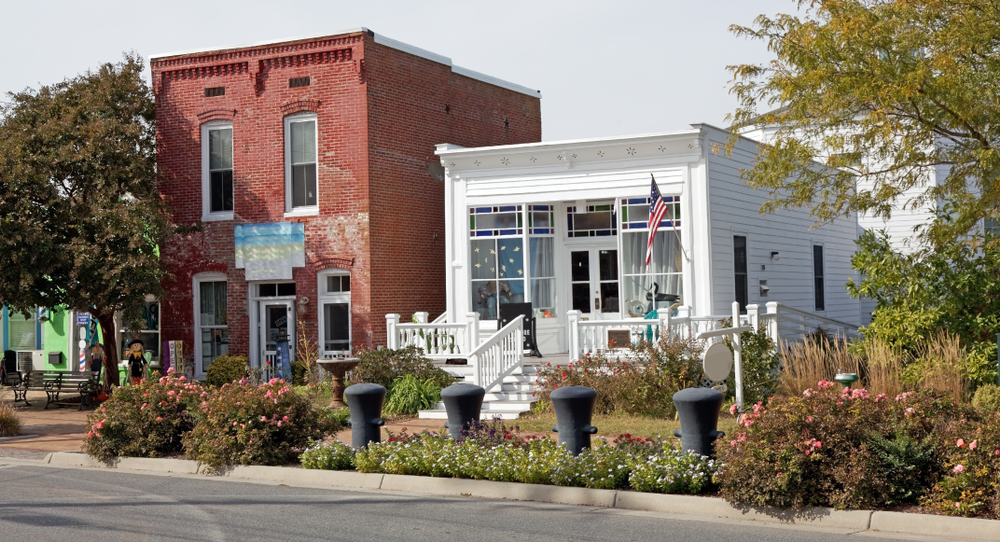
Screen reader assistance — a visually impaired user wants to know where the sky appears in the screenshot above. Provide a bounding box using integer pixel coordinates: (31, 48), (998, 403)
(0, 0), (795, 142)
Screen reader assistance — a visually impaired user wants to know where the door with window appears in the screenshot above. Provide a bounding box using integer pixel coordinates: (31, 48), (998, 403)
(569, 248), (620, 320)
(259, 300), (294, 377)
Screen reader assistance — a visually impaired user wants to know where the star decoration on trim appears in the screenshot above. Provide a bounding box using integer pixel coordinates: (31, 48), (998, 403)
(627, 147), (637, 156)
(530, 156), (537, 162)
(658, 145), (667, 153)
(571, 154), (577, 159)
(597, 151), (605, 157)
(500, 157), (510, 165)
(474, 160), (481, 166)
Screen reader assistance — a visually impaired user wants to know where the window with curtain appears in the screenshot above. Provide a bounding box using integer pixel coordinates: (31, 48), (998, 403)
(621, 231), (683, 317)
(529, 237), (556, 318)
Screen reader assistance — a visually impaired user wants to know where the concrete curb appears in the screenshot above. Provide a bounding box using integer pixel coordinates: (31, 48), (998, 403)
(870, 511), (1000, 541)
(41, 452), (998, 540)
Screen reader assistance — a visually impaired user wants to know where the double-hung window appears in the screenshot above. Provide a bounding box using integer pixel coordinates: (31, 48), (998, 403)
(202, 121), (233, 220)
(285, 113), (318, 213)
(194, 274), (228, 374)
(318, 271), (351, 355)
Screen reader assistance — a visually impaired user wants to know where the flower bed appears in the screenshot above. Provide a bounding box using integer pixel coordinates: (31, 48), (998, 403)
(84, 371), (339, 469)
(717, 381), (1000, 518)
(302, 420), (717, 494)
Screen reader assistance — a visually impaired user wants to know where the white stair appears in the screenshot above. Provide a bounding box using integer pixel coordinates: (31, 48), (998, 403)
(418, 364), (540, 420)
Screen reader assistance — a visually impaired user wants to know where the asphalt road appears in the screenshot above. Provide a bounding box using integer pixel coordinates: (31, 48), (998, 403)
(0, 463), (932, 542)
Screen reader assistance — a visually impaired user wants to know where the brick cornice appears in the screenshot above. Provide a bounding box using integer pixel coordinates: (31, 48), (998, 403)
(160, 62), (248, 82)
(150, 35), (362, 70)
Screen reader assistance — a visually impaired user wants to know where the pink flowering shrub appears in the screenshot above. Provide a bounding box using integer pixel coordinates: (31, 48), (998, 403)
(921, 417), (1000, 516)
(182, 378), (328, 470)
(83, 371), (204, 462)
(535, 336), (703, 418)
(718, 383), (965, 510)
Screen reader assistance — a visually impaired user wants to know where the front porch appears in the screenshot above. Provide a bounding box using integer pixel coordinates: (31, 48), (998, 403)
(386, 302), (860, 419)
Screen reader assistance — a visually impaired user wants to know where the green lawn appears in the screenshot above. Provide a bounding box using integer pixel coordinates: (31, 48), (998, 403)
(512, 411), (740, 439)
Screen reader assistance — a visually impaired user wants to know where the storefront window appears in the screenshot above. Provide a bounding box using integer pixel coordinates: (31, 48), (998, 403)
(529, 237), (556, 318)
(470, 238), (525, 320)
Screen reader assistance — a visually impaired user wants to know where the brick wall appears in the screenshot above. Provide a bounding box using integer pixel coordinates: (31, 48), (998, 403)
(152, 30), (540, 368)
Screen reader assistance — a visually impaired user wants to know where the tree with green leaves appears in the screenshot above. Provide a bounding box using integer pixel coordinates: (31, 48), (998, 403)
(727, 0), (1000, 247)
(0, 53), (168, 385)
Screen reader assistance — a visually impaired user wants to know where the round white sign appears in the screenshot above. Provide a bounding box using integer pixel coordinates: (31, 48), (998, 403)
(703, 341), (734, 382)
(78, 339), (87, 350)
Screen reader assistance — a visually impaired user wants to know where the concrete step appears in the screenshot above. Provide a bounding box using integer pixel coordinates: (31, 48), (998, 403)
(417, 408), (525, 420)
(484, 391), (536, 402)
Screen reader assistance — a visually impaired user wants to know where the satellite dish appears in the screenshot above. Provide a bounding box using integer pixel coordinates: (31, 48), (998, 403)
(703, 342), (734, 382)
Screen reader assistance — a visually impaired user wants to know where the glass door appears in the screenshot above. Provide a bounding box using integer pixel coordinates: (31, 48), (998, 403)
(258, 300), (294, 380)
(569, 248), (620, 320)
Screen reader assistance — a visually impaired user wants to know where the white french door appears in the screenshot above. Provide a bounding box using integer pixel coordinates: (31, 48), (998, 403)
(569, 247), (620, 320)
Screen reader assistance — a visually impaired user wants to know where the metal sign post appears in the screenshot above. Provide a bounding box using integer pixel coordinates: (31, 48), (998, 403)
(696, 302), (753, 412)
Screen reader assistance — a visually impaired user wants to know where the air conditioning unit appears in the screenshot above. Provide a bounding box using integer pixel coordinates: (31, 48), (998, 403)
(15, 350), (43, 372)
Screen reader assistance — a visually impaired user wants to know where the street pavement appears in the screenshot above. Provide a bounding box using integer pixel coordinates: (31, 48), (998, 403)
(0, 464), (927, 542)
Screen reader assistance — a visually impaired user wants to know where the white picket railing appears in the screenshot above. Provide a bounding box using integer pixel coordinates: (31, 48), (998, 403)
(468, 314), (524, 392)
(567, 302), (860, 362)
(385, 312), (472, 360)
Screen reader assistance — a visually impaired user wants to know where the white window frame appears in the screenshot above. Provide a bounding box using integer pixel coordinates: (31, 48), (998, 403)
(193, 272), (229, 376)
(201, 120), (234, 221)
(284, 112), (319, 217)
(317, 270), (351, 356)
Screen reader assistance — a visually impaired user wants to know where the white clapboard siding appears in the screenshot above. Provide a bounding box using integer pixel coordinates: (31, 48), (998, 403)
(703, 127), (863, 326)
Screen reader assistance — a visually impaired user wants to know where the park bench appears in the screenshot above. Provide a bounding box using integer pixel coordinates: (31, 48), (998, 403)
(12, 370), (101, 410)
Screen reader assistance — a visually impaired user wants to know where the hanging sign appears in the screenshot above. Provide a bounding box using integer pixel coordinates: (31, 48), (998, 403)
(76, 313), (91, 325)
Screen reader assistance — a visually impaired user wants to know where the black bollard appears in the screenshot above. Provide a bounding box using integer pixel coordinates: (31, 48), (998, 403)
(344, 383), (386, 449)
(672, 387), (725, 457)
(550, 385), (598, 456)
(441, 384), (486, 440)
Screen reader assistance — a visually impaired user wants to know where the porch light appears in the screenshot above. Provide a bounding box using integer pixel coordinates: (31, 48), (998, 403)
(770, 251), (780, 261)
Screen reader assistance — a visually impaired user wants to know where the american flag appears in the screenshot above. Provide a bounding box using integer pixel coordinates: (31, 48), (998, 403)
(645, 177), (669, 266)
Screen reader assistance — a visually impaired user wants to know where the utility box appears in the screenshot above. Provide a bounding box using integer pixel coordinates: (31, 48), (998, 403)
(48, 351), (63, 366)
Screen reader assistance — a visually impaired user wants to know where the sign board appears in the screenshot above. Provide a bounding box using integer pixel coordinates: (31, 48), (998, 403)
(703, 341), (734, 382)
(76, 312), (91, 325)
(499, 302), (542, 357)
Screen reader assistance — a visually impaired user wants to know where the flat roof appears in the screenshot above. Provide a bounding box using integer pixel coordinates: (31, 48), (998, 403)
(150, 28), (540, 98)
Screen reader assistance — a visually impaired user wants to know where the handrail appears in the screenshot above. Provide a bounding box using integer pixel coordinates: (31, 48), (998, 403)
(469, 314), (524, 392)
(394, 322), (468, 358)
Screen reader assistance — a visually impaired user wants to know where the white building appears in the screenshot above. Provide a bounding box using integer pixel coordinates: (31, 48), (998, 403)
(434, 124), (864, 355)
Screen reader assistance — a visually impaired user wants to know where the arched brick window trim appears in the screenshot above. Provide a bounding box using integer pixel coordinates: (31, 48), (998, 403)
(197, 109), (237, 123)
(201, 261), (229, 275)
(311, 255), (355, 270)
(281, 100), (322, 116)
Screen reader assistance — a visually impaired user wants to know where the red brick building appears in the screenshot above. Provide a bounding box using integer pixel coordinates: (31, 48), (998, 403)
(151, 29), (541, 378)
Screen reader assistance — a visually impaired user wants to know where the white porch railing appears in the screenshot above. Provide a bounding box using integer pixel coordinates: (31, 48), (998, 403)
(468, 314), (524, 392)
(567, 302), (861, 362)
(762, 301), (860, 343)
(386, 312), (471, 360)
(385, 312), (525, 391)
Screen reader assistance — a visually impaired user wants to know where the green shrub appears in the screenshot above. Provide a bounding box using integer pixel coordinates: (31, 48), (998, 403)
(536, 335), (704, 418)
(183, 378), (328, 470)
(717, 382), (963, 510)
(383, 374), (442, 415)
(205, 354), (250, 387)
(725, 324), (780, 407)
(972, 383), (1000, 414)
(301, 440), (355, 470)
(0, 402), (20, 437)
(83, 372), (203, 461)
(349, 346), (454, 389)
